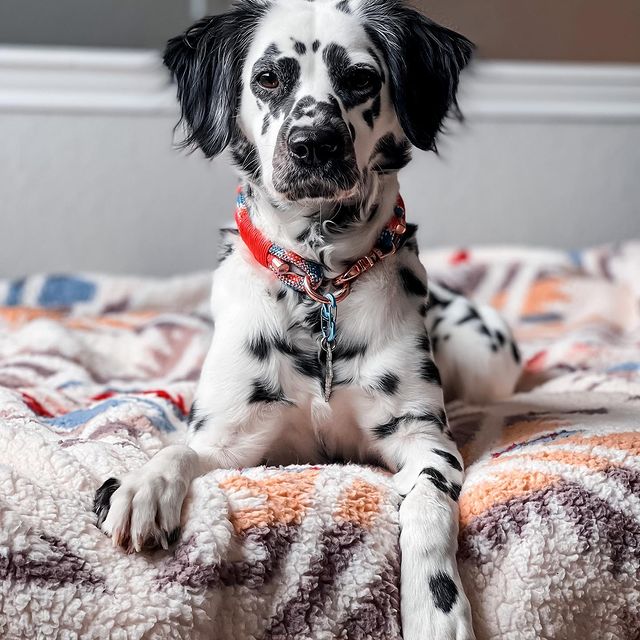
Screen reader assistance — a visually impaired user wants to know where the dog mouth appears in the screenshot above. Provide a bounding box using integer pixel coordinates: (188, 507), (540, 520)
(272, 162), (360, 201)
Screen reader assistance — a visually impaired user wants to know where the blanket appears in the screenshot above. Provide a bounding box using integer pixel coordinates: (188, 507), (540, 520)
(0, 242), (638, 640)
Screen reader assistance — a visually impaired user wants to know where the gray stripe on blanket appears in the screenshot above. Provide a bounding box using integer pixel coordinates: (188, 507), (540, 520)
(260, 521), (365, 640)
(459, 474), (640, 578)
(158, 523), (298, 589)
(0, 534), (104, 588)
(337, 553), (401, 640)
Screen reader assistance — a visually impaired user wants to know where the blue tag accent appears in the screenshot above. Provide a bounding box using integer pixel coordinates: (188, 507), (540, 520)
(321, 293), (337, 344)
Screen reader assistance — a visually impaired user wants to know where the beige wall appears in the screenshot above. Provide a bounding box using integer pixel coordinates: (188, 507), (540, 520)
(417, 0), (640, 63)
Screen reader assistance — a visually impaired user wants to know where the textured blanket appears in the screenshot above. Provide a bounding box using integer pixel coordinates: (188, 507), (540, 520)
(0, 243), (639, 640)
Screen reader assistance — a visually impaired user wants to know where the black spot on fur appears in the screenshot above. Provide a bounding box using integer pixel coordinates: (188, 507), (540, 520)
(334, 341), (367, 360)
(478, 323), (492, 338)
(369, 133), (412, 174)
(377, 372), (400, 395)
(418, 333), (432, 352)
(323, 43), (381, 109)
(420, 358), (442, 386)
(276, 288), (287, 301)
(312, 39), (321, 53)
(264, 43), (280, 57)
(274, 336), (322, 380)
(495, 330), (506, 347)
(511, 340), (522, 364)
(261, 113), (271, 135)
(293, 40), (306, 55)
(374, 409), (445, 438)
(336, 0), (351, 13)
(93, 478), (121, 528)
(421, 467), (448, 493)
(399, 268), (427, 297)
(230, 134), (261, 181)
(191, 417), (208, 432)
(456, 305), (481, 325)
(432, 448), (463, 471)
(188, 401), (208, 431)
(429, 572), (459, 613)
(187, 400), (198, 425)
(373, 415), (402, 438)
(249, 379), (287, 404)
(449, 482), (462, 501)
(248, 333), (271, 361)
(251, 53), (301, 118)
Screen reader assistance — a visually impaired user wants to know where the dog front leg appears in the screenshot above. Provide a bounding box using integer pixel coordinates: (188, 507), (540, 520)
(374, 415), (475, 640)
(95, 406), (282, 553)
(95, 332), (287, 552)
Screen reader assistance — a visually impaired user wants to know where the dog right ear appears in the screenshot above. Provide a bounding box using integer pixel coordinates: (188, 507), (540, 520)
(164, 7), (263, 158)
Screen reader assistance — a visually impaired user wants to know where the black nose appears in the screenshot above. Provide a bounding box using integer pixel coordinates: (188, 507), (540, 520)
(288, 128), (344, 166)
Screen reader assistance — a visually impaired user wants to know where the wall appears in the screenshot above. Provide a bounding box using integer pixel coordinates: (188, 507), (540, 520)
(417, 0), (640, 63)
(0, 47), (639, 277)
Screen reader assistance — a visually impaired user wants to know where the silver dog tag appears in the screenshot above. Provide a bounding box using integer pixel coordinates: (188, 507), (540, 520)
(323, 342), (334, 402)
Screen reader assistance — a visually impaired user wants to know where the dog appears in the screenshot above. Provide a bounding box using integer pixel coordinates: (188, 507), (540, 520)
(94, 1), (522, 638)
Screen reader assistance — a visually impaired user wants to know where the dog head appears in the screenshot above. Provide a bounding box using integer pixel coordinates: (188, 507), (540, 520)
(164, 0), (472, 204)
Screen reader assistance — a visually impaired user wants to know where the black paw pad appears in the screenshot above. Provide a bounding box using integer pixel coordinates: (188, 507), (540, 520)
(93, 477), (121, 528)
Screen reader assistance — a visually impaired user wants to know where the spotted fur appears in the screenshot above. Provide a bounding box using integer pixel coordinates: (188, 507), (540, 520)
(97, 3), (520, 640)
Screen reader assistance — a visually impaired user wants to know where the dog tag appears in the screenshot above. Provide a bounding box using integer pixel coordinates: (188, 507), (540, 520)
(320, 294), (337, 402)
(323, 341), (334, 402)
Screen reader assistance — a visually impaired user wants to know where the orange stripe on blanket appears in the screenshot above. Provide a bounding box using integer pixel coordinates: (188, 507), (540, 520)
(219, 468), (320, 534)
(492, 276), (569, 316)
(459, 470), (559, 528)
(0, 306), (64, 327)
(503, 448), (618, 474)
(546, 431), (640, 456)
(334, 479), (383, 528)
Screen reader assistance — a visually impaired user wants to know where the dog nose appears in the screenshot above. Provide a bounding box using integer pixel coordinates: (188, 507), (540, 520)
(288, 128), (343, 166)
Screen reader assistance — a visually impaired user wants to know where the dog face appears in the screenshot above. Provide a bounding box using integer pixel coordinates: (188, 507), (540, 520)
(164, 0), (472, 203)
(240, 2), (389, 201)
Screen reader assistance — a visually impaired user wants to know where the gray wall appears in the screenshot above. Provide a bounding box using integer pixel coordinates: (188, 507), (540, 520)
(1, 111), (638, 278)
(0, 0), (229, 49)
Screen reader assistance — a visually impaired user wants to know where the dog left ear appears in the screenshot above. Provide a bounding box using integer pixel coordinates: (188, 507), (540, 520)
(367, 8), (474, 152)
(163, 6), (264, 157)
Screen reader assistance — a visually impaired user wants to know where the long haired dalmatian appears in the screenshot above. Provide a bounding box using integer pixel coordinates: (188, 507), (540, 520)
(94, 0), (522, 637)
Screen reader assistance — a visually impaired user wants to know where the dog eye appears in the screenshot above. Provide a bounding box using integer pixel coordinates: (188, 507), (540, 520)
(257, 71), (279, 89)
(347, 68), (378, 91)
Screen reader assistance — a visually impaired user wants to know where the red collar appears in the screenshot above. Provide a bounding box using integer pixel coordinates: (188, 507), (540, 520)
(234, 188), (407, 304)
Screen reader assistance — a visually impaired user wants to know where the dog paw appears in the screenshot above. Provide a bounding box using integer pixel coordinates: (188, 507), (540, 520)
(93, 470), (185, 553)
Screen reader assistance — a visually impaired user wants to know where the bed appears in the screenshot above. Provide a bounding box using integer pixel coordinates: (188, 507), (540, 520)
(0, 242), (638, 639)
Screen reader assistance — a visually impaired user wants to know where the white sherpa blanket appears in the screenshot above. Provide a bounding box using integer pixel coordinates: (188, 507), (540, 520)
(0, 242), (639, 639)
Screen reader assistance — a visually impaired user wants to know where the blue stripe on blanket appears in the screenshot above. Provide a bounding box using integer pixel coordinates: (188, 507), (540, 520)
(44, 397), (176, 432)
(6, 278), (25, 305)
(38, 275), (96, 308)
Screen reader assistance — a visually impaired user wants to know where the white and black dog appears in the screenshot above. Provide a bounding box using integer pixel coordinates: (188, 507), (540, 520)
(94, 0), (521, 637)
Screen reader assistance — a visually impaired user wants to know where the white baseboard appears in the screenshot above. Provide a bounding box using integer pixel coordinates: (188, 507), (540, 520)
(1, 45), (640, 122)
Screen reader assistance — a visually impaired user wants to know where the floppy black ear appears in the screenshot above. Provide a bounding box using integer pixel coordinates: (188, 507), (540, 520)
(365, 6), (474, 151)
(163, 4), (265, 157)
